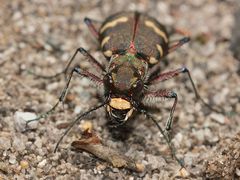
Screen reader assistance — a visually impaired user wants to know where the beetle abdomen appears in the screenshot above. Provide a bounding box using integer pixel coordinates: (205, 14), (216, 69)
(99, 12), (169, 65)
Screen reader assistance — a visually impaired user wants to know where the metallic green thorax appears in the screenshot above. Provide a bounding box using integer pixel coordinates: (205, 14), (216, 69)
(108, 53), (148, 92)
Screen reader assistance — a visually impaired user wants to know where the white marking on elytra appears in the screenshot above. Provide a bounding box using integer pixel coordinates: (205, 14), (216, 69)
(100, 17), (128, 33)
(145, 20), (168, 43)
(103, 50), (113, 57)
(156, 44), (163, 57)
(149, 57), (158, 64)
(101, 36), (110, 48)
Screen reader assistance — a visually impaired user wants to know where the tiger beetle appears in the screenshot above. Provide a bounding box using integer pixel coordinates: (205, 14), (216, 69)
(27, 11), (223, 169)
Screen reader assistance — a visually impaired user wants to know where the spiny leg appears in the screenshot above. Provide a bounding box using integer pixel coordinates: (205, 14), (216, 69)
(84, 17), (100, 39)
(26, 66), (103, 127)
(143, 90), (178, 132)
(148, 67), (186, 83)
(140, 109), (185, 169)
(54, 101), (107, 153)
(28, 47), (105, 79)
(58, 66), (103, 103)
(77, 47), (106, 73)
(167, 26), (190, 54)
(148, 67), (224, 113)
(168, 37), (190, 53)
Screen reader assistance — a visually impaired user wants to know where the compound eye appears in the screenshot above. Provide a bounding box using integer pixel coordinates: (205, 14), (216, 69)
(104, 74), (114, 85)
(108, 74), (114, 84)
(132, 83), (137, 88)
(132, 80), (143, 90)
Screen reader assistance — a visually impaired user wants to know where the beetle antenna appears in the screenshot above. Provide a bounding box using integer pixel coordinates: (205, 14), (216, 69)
(140, 109), (185, 169)
(54, 101), (107, 153)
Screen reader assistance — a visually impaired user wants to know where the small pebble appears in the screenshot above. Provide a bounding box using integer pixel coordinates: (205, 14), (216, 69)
(178, 168), (190, 177)
(79, 78), (91, 87)
(12, 135), (26, 152)
(172, 133), (183, 148)
(210, 113), (226, 124)
(236, 168), (240, 177)
(34, 137), (43, 148)
(20, 160), (29, 169)
(112, 168), (120, 173)
(79, 121), (93, 132)
(0, 137), (11, 150)
(9, 154), (17, 164)
(96, 163), (106, 171)
(14, 111), (38, 132)
(46, 82), (60, 91)
(136, 163), (145, 172)
(38, 159), (47, 168)
(74, 105), (82, 114)
(0, 162), (9, 174)
(146, 154), (166, 169)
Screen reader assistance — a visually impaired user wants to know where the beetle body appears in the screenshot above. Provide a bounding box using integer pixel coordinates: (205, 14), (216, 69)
(98, 12), (170, 124)
(30, 11), (202, 167)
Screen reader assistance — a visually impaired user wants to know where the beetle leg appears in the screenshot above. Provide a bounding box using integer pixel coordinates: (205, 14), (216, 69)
(54, 101), (107, 152)
(164, 26), (190, 54)
(59, 66), (103, 102)
(148, 67), (224, 113)
(143, 90), (178, 131)
(84, 17), (100, 39)
(75, 47), (106, 73)
(57, 47), (106, 78)
(168, 37), (190, 53)
(28, 47), (106, 79)
(148, 67), (187, 83)
(140, 108), (185, 169)
(25, 66), (103, 127)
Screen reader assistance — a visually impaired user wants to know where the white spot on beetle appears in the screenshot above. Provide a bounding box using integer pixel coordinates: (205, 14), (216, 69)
(103, 50), (113, 57)
(156, 44), (163, 57)
(149, 57), (158, 64)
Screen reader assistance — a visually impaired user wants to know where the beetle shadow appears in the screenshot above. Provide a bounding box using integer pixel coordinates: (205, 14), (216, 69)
(104, 106), (162, 142)
(105, 114), (136, 141)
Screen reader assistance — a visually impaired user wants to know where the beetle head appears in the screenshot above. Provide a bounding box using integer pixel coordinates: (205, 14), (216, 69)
(103, 53), (147, 124)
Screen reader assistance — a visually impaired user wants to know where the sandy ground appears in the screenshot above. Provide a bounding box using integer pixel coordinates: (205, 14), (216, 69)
(0, 0), (239, 179)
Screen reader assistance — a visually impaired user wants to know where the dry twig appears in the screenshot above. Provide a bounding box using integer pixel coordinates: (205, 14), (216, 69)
(71, 130), (144, 172)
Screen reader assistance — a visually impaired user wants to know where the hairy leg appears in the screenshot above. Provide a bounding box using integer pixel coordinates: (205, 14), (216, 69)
(140, 108), (185, 169)
(143, 89), (178, 131)
(26, 66), (103, 127)
(148, 67), (224, 113)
